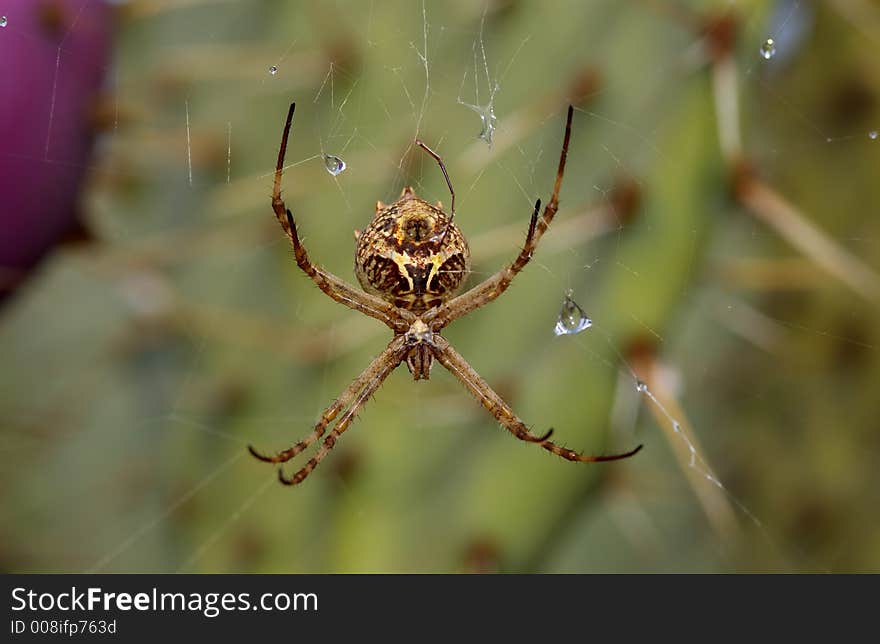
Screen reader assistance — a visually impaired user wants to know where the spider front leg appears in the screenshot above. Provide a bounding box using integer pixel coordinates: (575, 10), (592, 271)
(279, 337), (408, 485)
(250, 336), (407, 485)
(248, 337), (406, 465)
(271, 103), (413, 333)
(425, 105), (573, 330)
(431, 335), (642, 463)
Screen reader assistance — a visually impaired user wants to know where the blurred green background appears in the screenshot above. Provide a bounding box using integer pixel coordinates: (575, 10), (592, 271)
(2, 0), (880, 573)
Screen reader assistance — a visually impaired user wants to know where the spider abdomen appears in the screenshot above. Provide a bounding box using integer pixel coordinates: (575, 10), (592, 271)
(354, 186), (470, 313)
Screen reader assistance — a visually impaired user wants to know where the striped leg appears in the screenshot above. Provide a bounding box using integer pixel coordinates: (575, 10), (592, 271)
(249, 337), (406, 466)
(271, 103), (412, 333)
(431, 335), (642, 463)
(279, 339), (406, 485)
(425, 106), (574, 330)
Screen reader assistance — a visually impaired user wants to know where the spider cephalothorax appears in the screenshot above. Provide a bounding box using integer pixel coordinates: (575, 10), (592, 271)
(249, 102), (642, 486)
(354, 187), (470, 314)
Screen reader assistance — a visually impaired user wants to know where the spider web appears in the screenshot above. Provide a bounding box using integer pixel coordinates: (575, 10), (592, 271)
(1, 0), (879, 573)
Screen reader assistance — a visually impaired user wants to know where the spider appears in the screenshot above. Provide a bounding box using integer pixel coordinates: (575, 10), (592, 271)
(249, 102), (643, 485)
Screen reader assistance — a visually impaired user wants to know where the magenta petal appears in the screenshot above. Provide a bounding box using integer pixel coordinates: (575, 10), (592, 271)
(0, 0), (112, 292)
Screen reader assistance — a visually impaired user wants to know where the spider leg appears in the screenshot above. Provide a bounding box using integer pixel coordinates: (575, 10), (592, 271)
(415, 138), (456, 242)
(431, 335), (642, 463)
(271, 103), (413, 333)
(248, 336), (406, 465)
(278, 337), (408, 486)
(424, 105), (574, 330)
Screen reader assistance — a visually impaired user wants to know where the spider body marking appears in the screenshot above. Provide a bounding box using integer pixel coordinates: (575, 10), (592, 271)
(355, 187), (469, 380)
(355, 188), (470, 316)
(249, 102), (643, 485)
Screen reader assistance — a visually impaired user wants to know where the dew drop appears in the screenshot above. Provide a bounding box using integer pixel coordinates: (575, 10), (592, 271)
(759, 38), (776, 60)
(0, 16), (7, 27)
(635, 380), (648, 393)
(553, 295), (592, 336)
(323, 154), (347, 176)
(269, 65), (278, 75)
(476, 106), (496, 145)
(461, 102), (497, 147)
(870, 130), (878, 141)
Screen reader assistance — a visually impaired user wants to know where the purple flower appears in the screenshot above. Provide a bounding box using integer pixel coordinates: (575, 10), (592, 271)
(0, 0), (112, 299)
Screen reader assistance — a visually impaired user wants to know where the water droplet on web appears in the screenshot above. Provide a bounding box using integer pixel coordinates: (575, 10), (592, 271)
(759, 38), (776, 60)
(0, 16), (7, 27)
(870, 130), (878, 141)
(323, 154), (347, 176)
(462, 102), (497, 147)
(554, 295), (592, 336)
(269, 65), (278, 75)
(476, 106), (496, 145)
(635, 380), (648, 393)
